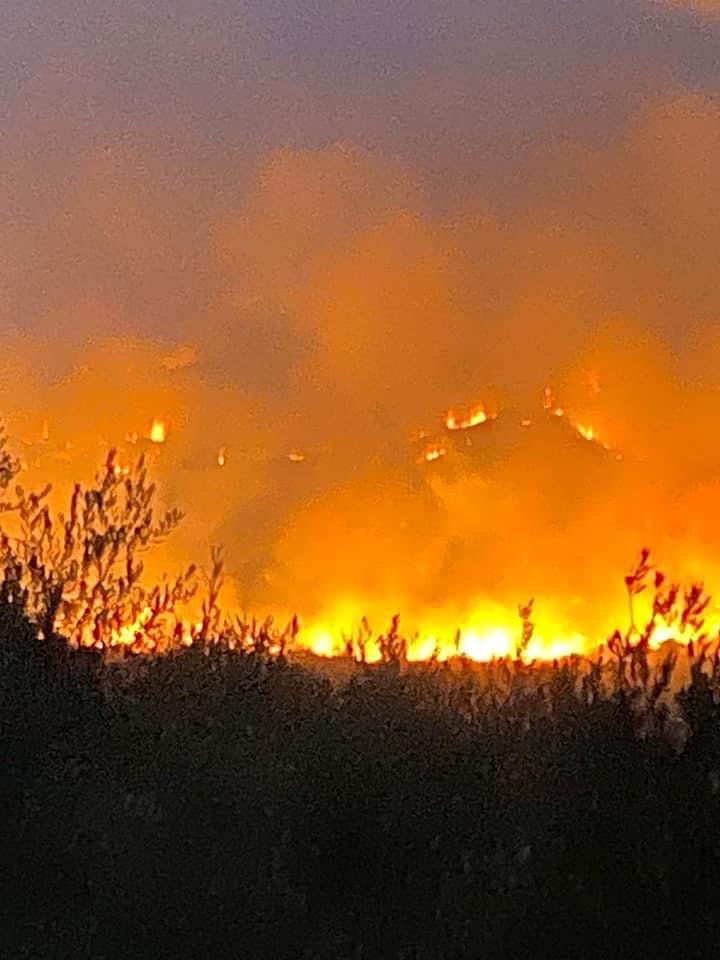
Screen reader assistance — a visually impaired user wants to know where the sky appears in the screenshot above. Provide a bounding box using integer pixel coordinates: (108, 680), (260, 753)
(0, 0), (719, 640)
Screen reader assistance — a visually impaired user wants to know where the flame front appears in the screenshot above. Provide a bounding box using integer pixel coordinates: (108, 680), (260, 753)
(3, 368), (719, 666)
(445, 403), (491, 431)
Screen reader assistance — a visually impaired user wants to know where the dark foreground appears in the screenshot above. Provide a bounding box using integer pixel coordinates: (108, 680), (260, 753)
(3, 604), (720, 959)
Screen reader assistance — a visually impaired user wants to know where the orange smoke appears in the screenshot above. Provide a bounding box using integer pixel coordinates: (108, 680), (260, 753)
(1, 88), (720, 663)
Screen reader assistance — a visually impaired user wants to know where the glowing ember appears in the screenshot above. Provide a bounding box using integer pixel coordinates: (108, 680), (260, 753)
(445, 403), (490, 431)
(217, 447), (227, 467)
(420, 442), (447, 463)
(149, 419), (167, 444)
(542, 387), (618, 455)
(288, 451), (306, 463)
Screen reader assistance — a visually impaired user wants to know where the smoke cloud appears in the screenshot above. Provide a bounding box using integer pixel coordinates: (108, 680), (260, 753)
(1, 1), (719, 644)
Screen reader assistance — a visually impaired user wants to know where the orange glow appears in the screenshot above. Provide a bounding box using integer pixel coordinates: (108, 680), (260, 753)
(0, 368), (714, 666)
(298, 602), (719, 665)
(419, 442), (447, 463)
(542, 386), (618, 454)
(445, 403), (491, 431)
(148, 419), (167, 444)
(111, 608), (154, 648)
(576, 423), (595, 442)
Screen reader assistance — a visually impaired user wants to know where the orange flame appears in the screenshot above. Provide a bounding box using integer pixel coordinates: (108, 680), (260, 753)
(420, 442), (447, 463)
(445, 403), (491, 431)
(148, 419), (167, 444)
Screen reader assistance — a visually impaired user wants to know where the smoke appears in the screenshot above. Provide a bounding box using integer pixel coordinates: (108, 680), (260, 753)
(1, 1), (719, 643)
(658, 0), (719, 15)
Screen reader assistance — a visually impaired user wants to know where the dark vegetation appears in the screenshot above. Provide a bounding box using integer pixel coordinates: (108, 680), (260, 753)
(3, 436), (720, 959)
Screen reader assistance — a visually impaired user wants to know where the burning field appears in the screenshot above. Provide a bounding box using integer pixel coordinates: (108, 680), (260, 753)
(1, 0), (720, 662)
(3, 2), (720, 955)
(1, 391), (719, 668)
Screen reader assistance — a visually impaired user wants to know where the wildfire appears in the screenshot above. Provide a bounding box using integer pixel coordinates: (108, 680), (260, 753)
(73, 605), (198, 653)
(420, 442), (447, 463)
(149, 419), (167, 444)
(110, 608), (155, 648)
(576, 423), (595, 442)
(0, 383), (699, 669)
(445, 403), (491, 431)
(65, 586), (718, 664)
(542, 386), (617, 453)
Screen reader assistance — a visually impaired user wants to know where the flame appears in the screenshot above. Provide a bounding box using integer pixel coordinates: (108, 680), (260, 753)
(304, 626), (340, 658)
(542, 387), (618, 455)
(576, 423), (595, 442)
(110, 608), (154, 648)
(73, 604), (198, 653)
(302, 611), (598, 664)
(54, 546), (718, 665)
(148, 419), (167, 444)
(461, 626), (515, 660)
(420, 442), (447, 463)
(445, 403), (491, 431)
(1, 388), (709, 667)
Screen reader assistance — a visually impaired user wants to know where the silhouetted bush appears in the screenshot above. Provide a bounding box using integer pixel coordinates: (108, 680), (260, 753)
(4, 439), (720, 958)
(4, 595), (720, 960)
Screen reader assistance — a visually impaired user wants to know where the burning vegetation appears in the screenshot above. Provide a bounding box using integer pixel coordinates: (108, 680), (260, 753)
(5, 451), (720, 958)
(0, 415), (717, 672)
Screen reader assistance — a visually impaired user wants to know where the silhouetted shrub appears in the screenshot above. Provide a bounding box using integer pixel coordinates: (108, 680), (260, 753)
(4, 440), (720, 958)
